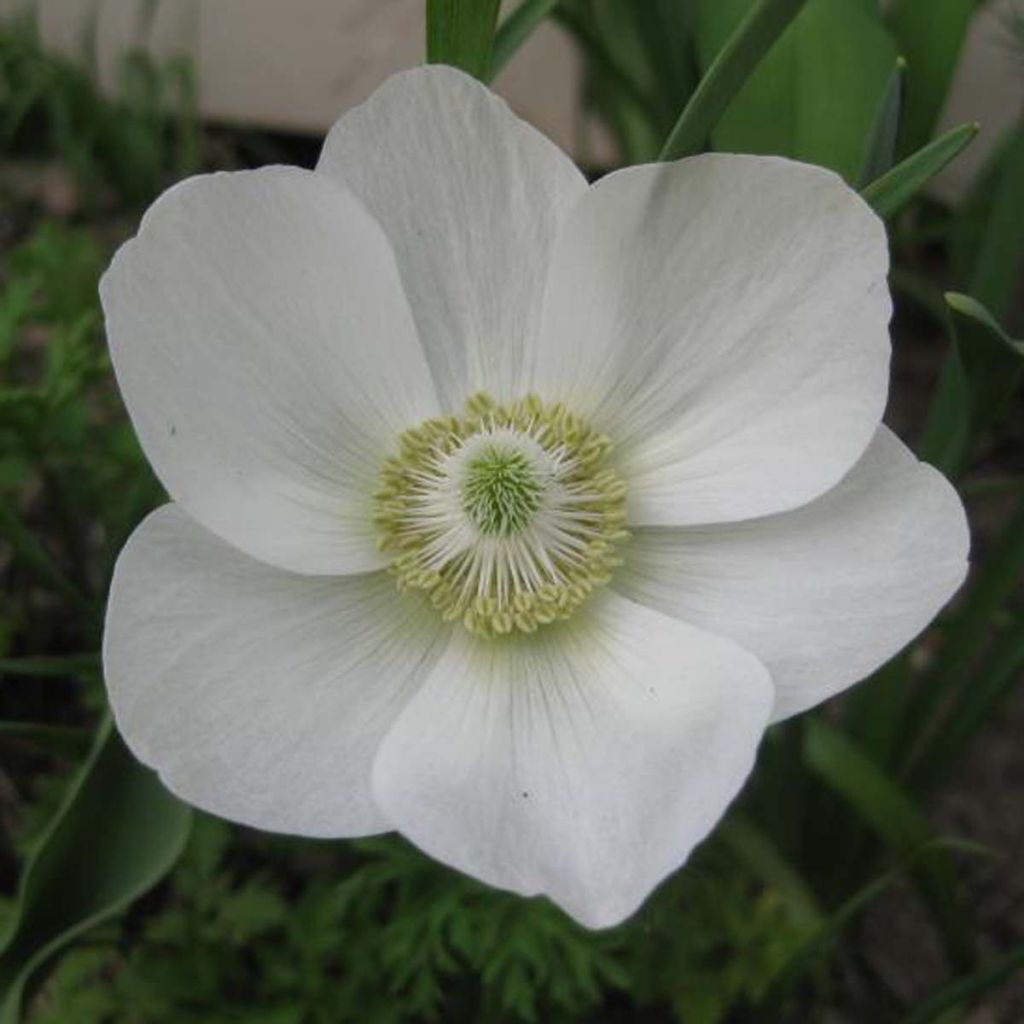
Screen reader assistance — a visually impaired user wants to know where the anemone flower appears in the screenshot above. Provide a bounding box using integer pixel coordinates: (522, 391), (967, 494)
(100, 66), (968, 928)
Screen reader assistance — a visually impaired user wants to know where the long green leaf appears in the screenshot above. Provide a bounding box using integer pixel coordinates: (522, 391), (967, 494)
(947, 292), (1024, 433)
(0, 722), (91, 758)
(426, 0), (502, 80)
(804, 719), (974, 971)
(917, 292), (1022, 478)
(861, 121), (978, 219)
(900, 491), (1024, 780)
(886, 0), (978, 154)
(953, 123), (1024, 320)
(660, 0), (808, 161)
(911, 625), (1024, 791)
(919, 339), (971, 477)
(0, 504), (93, 617)
(900, 944), (1024, 1024)
(719, 816), (824, 930)
(0, 719), (191, 1022)
(858, 56), (906, 186)
(757, 837), (986, 1011)
(690, 0), (895, 178)
(0, 654), (100, 679)
(490, 0), (558, 79)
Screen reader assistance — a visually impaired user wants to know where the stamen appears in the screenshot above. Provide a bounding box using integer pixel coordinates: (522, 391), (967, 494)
(374, 392), (628, 638)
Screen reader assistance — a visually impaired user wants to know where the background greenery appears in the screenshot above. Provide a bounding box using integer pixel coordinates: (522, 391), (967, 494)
(1, 0), (1023, 1020)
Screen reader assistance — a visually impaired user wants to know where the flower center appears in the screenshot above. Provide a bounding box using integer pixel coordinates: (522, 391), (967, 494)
(462, 444), (542, 536)
(374, 393), (628, 638)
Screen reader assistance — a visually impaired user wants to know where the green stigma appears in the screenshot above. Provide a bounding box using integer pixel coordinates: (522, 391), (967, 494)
(462, 445), (542, 536)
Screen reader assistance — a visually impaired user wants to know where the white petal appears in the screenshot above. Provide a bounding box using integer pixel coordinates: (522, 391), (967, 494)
(103, 505), (450, 837)
(101, 166), (439, 576)
(371, 592), (772, 928)
(530, 154), (891, 526)
(317, 66), (587, 409)
(615, 428), (969, 721)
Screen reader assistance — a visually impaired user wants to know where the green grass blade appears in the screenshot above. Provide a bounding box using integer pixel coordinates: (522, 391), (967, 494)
(426, 0), (502, 80)
(0, 503), (93, 617)
(719, 816), (824, 930)
(0, 722), (92, 758)
(918, 340), (971, 477)
(804, 719), (975, 971)
(900, 490), (1024, 780)
(900, 944), (1024, 1024)
(858, 56), (906, 186)
(861, 122), (978, 219)
(756, 837), (985, 1011)
(946, 292), (1024, 435)
(911, 625), (1024, 791)
(953, 123), (1024, 320)
(692, 0), (897, 180)
(886, 0), (978, 154)
(660, 0), (808, 161)
(0, 718), (192, 1021)
(0, 654), (100, 680)
(490, 0), (558, 78)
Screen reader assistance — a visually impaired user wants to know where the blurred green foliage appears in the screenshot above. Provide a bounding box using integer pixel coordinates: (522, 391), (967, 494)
(2, 1), (1024, 1021)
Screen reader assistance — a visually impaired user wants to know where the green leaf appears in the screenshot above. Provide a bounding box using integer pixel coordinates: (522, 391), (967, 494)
(0, 654), (100, 680)
(900, 492), (1024, 783)
(0, 503), (94, 618)
(0, 722), (92, 758)
(0, 718), (192, 1022)
(946, 292), (1024, 433)
(858, 56), (906, 186)
(861, 121), (978, 219)
(911, 624), (1024, 791)
(899, 943), (1024, 1024)
(691, 0), (896, 179)
(757, 837), (986, 1010)
(719, 816), (823, 931)
(426, 0), (502, 81)
(490, 0), (558, 79)
(662, 0), (808, 161)
(918, 340), (971, 477)
(886, 0), (978, 154)
(953, 122), (1024, 320)
(803, 718), (975, 972)
(919, 295), (1022, 478)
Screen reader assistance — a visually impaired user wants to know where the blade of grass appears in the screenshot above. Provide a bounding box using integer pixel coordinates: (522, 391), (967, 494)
(659, 0), (808, 161)
(804, 718), (975, 971)
(919, 294), (1022, 478)
(900, 944), (1024, 1024)
(554, 5), (659, 125)
(861, 122), (978, 219)
(0, 655), (100, 679)
(954, 123), (1024, 320)
(911, 625), (1024, 791)
(490, 0), (558, 79)
(719, 815), (824, 930)
(756, 837), (987, 1012)
(0, 503), (94, 618)
(885, 0), (979, 154)
(947, 292), (1024, 435)
(426, 0), (502, 80)
(0, 722), (92, 758)
(858, 56), (906, 186)
(899, 490), (1024, 779)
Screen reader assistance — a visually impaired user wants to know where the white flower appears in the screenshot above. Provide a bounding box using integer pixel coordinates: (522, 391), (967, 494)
(100, 66), (969, 929)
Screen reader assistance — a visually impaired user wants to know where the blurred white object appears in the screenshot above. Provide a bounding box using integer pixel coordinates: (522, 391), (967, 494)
(0, 0), (583, 154)
(2, 0), (1022, 197)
